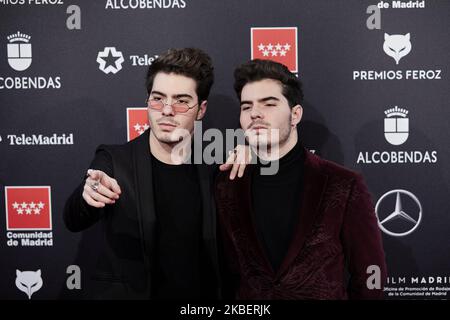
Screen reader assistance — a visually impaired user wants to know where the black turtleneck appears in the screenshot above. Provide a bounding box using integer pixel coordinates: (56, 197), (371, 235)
(251, 141), (305, 271)
(150, 154), (204, 299)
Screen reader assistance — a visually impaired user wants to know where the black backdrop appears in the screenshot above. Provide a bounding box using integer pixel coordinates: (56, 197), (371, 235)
(1, 0), (449, 299)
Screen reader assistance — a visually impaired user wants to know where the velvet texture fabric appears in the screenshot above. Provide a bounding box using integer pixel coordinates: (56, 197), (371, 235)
(215, 148), (387, 300)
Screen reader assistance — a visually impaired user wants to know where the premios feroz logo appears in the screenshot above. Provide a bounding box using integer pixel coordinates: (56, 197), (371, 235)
(353, 32), (442, 81)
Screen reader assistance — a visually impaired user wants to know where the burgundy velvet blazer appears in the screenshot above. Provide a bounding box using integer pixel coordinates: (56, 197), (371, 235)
(215, 149), (387, 300)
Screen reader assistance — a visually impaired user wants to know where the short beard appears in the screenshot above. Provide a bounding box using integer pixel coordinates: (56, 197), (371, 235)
(249, 114), (292, 151)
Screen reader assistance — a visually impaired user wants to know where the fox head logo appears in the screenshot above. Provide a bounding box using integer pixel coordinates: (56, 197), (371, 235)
(15, 269), (43, 299)
(383, 33), (412, 65)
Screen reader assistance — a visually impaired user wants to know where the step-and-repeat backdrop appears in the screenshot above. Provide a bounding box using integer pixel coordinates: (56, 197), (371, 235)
(1, 0), (449, 299)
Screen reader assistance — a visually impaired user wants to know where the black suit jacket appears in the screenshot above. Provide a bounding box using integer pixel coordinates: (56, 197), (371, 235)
(64, 130), (220, 299)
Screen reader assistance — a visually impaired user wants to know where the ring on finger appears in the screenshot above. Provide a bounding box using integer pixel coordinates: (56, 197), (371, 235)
(90, 180), (100, 192)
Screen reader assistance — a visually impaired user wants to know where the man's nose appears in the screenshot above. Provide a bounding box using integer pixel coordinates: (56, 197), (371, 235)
(161, 103), (175, 116)
(250, 106), (263, 119)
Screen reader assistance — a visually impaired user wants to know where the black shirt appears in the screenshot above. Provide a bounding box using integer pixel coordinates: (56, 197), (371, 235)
(151, 154), (204, 299)
(251, 142), (305, 271)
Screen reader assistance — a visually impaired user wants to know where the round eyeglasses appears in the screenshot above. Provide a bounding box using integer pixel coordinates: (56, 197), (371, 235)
(146, 97), (198, 113)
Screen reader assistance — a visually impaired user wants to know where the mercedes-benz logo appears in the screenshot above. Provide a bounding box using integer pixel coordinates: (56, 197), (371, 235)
(375, 189), (422, 237)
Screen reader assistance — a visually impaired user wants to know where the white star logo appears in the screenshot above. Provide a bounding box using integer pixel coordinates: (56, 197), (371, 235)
(96, 47), (125, 74)
(21, 202), (27, 209)
(133, 123), (149, 135)
(38, 202), (45, 209)
(34, 208), (41, 215)
(29, 202), (36, 209)
(134, 123), (141, 132)
(12, 202), (19, 209)
(17, 208), (23, 215)
(25, 208), (32, 215)
(257, 42), (292, 59)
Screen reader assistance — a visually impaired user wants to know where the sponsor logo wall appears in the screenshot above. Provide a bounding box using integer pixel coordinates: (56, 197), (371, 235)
(1, 0), (449, 299)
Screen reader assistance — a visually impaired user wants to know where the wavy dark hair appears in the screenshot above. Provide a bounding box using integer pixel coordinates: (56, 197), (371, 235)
(234, 59), (303, 107)
(146, 48), (214, 102)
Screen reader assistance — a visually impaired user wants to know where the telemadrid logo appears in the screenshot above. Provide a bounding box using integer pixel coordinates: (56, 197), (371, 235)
(375, 189), (422, 237)
(96, 47), (157, 73)
(96, 47), (124, 74)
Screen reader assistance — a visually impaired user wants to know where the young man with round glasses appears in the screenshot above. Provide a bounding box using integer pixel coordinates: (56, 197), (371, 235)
(64, 48), (246, 299)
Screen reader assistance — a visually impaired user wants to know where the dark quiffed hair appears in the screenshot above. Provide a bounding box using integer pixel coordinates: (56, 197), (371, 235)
(234, 59), (303, 107)
(145, 48), (214, 102)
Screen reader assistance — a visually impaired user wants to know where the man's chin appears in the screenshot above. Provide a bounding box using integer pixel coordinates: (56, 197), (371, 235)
(247, 135), (269, 147)
(155, 131), (191, 144)
(248, 137), (282, 153)
(249, 141), (270, 152)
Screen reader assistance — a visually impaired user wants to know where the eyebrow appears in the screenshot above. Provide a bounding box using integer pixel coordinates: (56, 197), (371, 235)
(240, 96), (280, 106)
(150, 91), (194, 99)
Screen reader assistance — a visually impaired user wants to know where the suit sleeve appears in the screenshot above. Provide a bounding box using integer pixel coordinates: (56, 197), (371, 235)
(214, 173), (241, 300)
(217, 214), (241, 300)
(63, 145), (114, 232)
(341, 174), (388, 299)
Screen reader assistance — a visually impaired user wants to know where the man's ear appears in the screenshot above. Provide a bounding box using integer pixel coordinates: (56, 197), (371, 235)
(291, 104), (303, 127)
(196, 100), (208, 120)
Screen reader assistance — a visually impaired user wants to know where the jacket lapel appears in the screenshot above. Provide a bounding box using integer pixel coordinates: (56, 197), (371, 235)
(277, 149), (328, 276)
(197, 165), (220, 279)
(132, 130), (156, 270)
(238, 166), (281, 274)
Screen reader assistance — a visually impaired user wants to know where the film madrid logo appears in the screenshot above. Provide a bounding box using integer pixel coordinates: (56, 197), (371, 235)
(1, 31), (62, 90)
(5, 186), (53, 247)
(353, 32), (442, 81)
(384, 272), (450, 298)
(356, 106), (438, 165)
(251, 27), (298, 74)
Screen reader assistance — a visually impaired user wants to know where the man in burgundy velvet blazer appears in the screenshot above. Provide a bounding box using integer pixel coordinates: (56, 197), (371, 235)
(215, 59), (387, 300)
